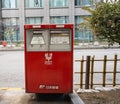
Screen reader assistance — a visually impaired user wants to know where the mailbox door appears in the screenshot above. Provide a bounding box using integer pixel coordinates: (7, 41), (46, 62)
(25, 52), (73, 93)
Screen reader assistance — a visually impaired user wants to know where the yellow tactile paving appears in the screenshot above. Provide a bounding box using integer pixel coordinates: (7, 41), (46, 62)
(0, 88), (23, 90)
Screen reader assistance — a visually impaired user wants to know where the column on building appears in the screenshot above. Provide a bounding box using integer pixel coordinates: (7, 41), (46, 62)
(44, 0), (50, 23)
(0, 0), (3, 41)
(18, 0), (25, 41)
(69, 0), (74, 24)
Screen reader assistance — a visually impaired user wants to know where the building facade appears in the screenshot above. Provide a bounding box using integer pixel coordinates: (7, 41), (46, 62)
(0, 0), (100, 42)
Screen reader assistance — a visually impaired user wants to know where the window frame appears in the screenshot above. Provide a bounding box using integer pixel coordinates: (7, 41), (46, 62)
(2, 0), (17, 8)
(25, 0), (43, 8)
(75, 0), (93, 7)
(50, 16), (69, 24)
(25, 17), (43, 24)
(49, 0), (69, 8)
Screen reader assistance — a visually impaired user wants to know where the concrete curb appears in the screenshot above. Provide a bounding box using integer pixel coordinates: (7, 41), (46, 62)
(0, 46), (120, 51)
(74, 45), (120, 50)
(0, 48), (24, 51)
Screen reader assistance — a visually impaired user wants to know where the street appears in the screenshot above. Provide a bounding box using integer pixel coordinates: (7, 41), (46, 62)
(74, 48), (120, 86)
(74, 48), (120, 73)
(0, 51), (24, 88)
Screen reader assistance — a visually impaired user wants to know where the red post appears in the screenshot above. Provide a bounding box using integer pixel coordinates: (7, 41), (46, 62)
(2, 41), (7, 47)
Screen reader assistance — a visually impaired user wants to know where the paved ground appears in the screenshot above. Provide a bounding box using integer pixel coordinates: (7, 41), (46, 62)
(78, 88), (120, 104)
(0, 89), (29, 104)
(0, 51), (24, 88)
(0, 89), (72, 104)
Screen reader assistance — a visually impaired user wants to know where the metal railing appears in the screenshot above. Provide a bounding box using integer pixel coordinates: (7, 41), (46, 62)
(74, 55), (120, 89)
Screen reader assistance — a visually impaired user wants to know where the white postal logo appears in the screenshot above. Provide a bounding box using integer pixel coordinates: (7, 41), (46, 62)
(45, 53), (52, 65)
(39, 84), (59, 90)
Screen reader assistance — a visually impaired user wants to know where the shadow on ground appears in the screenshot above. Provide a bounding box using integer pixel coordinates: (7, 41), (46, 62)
(0, 90), (72, 104)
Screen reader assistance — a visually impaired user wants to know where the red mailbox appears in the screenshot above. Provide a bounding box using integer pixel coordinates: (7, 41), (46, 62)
(2, 41), (7, 47)
(24, 24), (73, 94)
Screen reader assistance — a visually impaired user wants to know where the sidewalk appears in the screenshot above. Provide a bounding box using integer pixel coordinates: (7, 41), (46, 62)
(0, 44), (120, 51)
(0, 88), (31, 104)
(74, 44), (120, 50)
(0, 45), (24, 51)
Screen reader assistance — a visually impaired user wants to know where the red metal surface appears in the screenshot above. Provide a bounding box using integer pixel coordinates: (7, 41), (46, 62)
(24, 24), (73, 93)
(2, 41), (7, 47)
(24, 24), (73, 29)
(25, 52), (73, 93)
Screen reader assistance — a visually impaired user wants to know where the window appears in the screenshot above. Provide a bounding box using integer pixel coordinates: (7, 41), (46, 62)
(50, 16), (69, 24)
(75, 16), (93, 42)
(75, 29), (83, 40)
(2, 0), (17, 8)
(50, 0), (68, 8)
(75, 16), (84, 24)
(75, 29), (93, 42)
(3, 18), (19, 26)
(75, 0), (82, 6)
(84, 0), (92, 6)
(25, 17), (43, 24)
(75, 15), (90, 24)
(25, 0), (43, 8)
(75, 0), (93, 6)
(2, 18), (20, 41)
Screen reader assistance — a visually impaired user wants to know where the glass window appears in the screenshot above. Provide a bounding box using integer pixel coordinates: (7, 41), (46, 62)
(25, 17), (43, 24)
(3, 18), (19, 26)
(29, 18), (34, 24)
(3, 19), (11, 26)
(2, 0), (9, 8)
(29, 0), (34, 8)
(11, 18), (17, 26)
(75, 16), (84, 24)
(25, 0), (43, 8)
(11, 0), (16, 8)
(75, 29), (83, 40)
(85, 30), (93, 41)
(75, 0), (82, 6)
(84, 0), (91, 6)
(75, 15), (90, 24)
(50, 16), (69, 24)
(75, 0), (92, 6)
(75, 15), (93, 42)
(2, 0), (17, 8)
(50, 0), (68, 8)
(36, 18), (43, 24)
(75, 29), (93, 42)
(2, 18), (20, 42)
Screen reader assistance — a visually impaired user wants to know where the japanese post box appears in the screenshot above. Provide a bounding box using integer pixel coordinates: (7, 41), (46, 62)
(24, 24), (73, 94)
